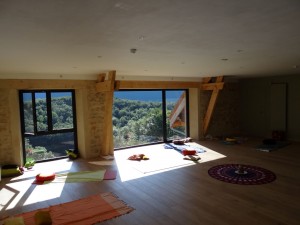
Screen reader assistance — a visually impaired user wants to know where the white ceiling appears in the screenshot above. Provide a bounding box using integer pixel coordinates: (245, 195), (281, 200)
(0, 0), (300, 80)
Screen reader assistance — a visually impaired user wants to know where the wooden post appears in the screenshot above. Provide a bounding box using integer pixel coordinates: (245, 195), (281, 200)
(202, 76), (224, 136)
(96, 70), (116, 156)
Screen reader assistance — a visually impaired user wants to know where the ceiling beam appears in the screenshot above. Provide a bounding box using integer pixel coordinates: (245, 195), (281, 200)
(117, 80), (201, 89)
(201, 82), (224, 91)
(96, 72), (116, 92)
(0, 79), (91, 89)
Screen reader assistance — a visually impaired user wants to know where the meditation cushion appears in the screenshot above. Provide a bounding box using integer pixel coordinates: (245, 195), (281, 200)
(34, 211), (52, 225)
(3, 217), (25, 225)
(182, 149), (197, 156)
(36, 172), (55, 182)
(1, 165), (23, 178)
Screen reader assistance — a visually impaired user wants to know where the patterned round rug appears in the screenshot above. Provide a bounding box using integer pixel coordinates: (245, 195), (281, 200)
(208, 164), (276, 185)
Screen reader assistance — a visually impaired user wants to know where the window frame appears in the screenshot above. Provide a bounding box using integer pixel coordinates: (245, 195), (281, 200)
(113, 89), (190, 150)
(165, 89), (190, 142)
(19, 89), (78, 162)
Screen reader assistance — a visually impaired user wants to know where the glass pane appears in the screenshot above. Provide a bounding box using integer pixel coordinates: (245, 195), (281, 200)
(166, 90), (187, 140)
(35, 92), (48, 132)
(113, 91), (163, 148)
(22, 93), (34, 134)
(25, 132), (74, 161)
(51, 92), (73, 129)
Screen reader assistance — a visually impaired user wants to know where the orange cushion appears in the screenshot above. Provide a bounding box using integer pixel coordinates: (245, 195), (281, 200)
(36, 172), (55, 182)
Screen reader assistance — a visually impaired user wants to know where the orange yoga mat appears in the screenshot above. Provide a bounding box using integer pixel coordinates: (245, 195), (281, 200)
(17, 192), (134, 225)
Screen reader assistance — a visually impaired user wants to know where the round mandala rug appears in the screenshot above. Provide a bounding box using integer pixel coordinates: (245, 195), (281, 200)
(208, 164), (276, 185)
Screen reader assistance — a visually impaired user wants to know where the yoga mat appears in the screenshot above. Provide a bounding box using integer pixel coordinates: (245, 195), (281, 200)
(104, 170), (117, 180)
(256, 141), (290, 152)
(14, 192), (134, 225)
(53, 170), (106, 182)
(164, 143), (206, 153)
(34, 169), (117, 184)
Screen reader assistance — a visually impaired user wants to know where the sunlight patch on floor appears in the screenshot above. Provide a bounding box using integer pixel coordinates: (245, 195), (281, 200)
(1, 159), (73, 210)
(88, 160), (115, 166)
(24, 185), (66, 206)
(0, 187), (17, 211)
(114, 142), (226, 182)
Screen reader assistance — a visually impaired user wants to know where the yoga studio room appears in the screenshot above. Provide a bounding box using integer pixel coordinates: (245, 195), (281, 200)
(0, 1), (299, 224)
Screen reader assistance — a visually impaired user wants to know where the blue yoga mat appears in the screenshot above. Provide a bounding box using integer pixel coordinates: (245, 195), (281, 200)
(164, 143), (206, 153)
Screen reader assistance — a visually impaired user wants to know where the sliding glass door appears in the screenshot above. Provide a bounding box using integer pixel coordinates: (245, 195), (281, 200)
(113, 90), (163, 148)
(113, 89), (189, 149)
(20, 90), (77, 162)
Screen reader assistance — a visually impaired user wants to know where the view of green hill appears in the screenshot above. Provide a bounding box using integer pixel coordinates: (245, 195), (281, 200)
(23, 96), (74, 161)
(23, 94), (185, 160)
(113, 98), (179, 148)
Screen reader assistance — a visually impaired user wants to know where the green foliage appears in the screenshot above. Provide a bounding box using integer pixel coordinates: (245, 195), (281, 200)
(25, 138), (56, 161)
(23, 96), (73, 132)
(23, 96), (73, 162)
(113, 98), (185, 148)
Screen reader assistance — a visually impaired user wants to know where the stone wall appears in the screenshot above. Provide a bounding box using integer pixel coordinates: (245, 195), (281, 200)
(200, 81), (240, 138)
(0, 80), (108, 165)
(0, 89), (14, 164)
(86, 85), (106, 158)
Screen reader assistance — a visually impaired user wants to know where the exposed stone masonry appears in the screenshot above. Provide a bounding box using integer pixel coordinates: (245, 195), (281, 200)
(0, 89), (13, 164)
(200, 82), (240, 138)
(0, 81), (108, 165)
(86, 85), (106, 158)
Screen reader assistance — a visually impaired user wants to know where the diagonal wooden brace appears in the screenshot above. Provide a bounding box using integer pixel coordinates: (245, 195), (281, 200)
(202, 76), (224, 136)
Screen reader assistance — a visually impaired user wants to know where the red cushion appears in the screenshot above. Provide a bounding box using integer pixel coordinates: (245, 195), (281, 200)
(182, 150), (197, 156)
(36, 172), (55, 182)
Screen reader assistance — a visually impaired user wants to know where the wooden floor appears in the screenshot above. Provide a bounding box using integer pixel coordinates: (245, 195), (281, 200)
(1, 139), (300, 225)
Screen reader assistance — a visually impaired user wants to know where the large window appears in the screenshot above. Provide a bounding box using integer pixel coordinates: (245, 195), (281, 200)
(19, 90), (77, 162)
(166, 90), (188, 141)
(113, 90), (189, 149)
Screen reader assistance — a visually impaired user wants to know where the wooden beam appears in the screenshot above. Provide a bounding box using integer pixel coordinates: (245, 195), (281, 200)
(114, 80), (121, 90)
(97, 73), (106, 82)
(201, 76), (224, 90)
(216, 76), (224, 82)
(203, 76), (224, 136)
(95, 71), (116, 92)
(95, 80), (113, 92)
(118, 80), (201, 89)
(201, 82), (224, 91)
(107, 70), (116, 90)
(202, 77), (212, 84)
(203, 90), (220, 136)
(0, 79), (92, 89)
(100, 70), (116, 156)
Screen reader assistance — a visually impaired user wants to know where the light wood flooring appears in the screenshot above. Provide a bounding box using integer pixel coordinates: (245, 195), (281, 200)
(1, 139), (299, 225)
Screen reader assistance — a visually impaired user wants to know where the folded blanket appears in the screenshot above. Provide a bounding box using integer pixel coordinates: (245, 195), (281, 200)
(164, 143), (206, 153)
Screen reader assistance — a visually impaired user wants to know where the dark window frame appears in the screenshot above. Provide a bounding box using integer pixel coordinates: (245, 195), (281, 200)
(19, 89), (78, 162)
(113, 89), (190, 150)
